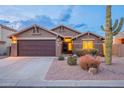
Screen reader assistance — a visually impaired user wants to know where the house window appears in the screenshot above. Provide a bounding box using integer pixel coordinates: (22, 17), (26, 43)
(82, 40), (94, 49)
(64, 38), (72, 42)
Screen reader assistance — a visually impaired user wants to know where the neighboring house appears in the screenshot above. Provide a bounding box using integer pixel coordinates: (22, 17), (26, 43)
(0, 24), (17, 55)
(9, 24), (104, 56)
(112, 31), (124, 57)
(113, 31), (124, 44)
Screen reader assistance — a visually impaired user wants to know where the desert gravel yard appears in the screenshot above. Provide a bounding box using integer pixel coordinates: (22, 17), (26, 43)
(45, 57), (124, 80)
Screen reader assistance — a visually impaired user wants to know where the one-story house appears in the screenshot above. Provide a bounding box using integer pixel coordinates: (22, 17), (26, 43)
(9, 24), (104, 56)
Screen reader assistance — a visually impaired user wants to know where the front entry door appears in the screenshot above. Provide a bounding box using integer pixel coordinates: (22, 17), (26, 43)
(62, 37), (73, 54)
(62, 42), (72, 54)
(63, 42), (68, 53)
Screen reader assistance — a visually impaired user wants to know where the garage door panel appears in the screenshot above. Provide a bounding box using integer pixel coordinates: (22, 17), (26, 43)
(18, 40), (56, 56)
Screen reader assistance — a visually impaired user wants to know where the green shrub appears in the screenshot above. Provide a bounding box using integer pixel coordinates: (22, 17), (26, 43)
(89, 49), (99, 56)
(58, 55), (64, 61)
(73, 49), (99, 57)
(67, 55), (77, 65)
(72, 49), (84, 57)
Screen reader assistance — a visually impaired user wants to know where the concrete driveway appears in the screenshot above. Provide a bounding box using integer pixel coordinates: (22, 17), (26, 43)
(0, 57), (54, 81)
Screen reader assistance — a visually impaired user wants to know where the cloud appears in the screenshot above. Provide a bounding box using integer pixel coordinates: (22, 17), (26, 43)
(68, 23), (88, 31)
(0, 6), (87, 31)
(6, 21), (22, 30)
(0, 14), (31, 29)
(58, 6), (75, 23)
(0, 20), (10, 24)
(0, 15), (56, 30)
(0, 19), (21, 29)
(0, 15), (26, 22)
(73, 23), (87, 28)
(20, 15), (55, 29)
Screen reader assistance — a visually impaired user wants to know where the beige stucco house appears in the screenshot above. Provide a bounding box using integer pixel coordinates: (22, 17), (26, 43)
(0, 24), (17, 55)
(9, 24), (104, 56)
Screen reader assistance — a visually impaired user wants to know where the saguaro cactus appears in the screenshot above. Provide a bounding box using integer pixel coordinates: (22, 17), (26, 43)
(101, 5), (124, 65)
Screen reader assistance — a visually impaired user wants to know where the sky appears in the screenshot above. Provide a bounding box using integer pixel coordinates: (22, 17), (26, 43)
(0, 5), (124, 36)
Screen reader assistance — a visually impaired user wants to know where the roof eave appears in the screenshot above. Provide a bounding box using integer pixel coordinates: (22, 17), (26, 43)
(72, 31), (105, 40)
(8, 24), (63, 38)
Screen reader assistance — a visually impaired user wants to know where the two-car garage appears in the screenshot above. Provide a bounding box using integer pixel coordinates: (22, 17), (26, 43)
(10, 25), (61, 57)
(17, 40), (56, 56)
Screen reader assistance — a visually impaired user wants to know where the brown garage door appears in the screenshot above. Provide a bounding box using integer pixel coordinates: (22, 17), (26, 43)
(18, 40), (56, 56)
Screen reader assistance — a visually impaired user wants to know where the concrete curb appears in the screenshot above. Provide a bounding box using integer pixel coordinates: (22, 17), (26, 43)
(0, 80), (124, 88)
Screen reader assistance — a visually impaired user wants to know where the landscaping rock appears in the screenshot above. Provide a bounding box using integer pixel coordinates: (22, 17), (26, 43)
(88, 67), (98, 75)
